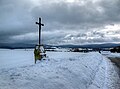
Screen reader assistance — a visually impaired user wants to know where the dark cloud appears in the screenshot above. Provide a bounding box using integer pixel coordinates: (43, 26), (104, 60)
(0, 0), (120, 45)
(31, 0), (120, 25)
(99, 0), (120, 22)
(32, 2), (101, 24)
(0, 0), (36, 43)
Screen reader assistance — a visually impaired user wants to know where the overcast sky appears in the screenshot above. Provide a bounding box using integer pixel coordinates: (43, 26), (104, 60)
(0, 0), (120, 45)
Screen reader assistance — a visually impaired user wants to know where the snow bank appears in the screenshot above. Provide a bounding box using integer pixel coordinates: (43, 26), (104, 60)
(100, 50), (120, 58)
(106, 53), (120, 58)
(0, 50), (120, 89)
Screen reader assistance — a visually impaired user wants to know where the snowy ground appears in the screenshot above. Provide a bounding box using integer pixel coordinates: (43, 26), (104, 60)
(0, 49), (120, 89)
(104, 52), (120, 58)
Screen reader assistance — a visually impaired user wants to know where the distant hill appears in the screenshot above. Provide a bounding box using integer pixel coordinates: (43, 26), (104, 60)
(0, 43), (120, 49)
(0, 43), (35, 49)
(0, 43), (53, 49)
(56, 43), (120, 49)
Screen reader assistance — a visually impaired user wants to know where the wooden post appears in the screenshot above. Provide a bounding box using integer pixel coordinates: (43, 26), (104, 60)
(36, 18), (44, 45)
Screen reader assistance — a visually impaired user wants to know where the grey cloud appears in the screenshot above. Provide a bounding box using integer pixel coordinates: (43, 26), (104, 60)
(99, 0), (120, 23)
(0, 0), (37, 43)
(0, 0), (120, 45)
(31, 2), (99, 24)
(42, 31), (66, 45)
(31, 0), (120, 25)
(30, 0), (120, 36)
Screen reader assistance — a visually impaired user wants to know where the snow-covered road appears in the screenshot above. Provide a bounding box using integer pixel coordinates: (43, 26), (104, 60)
(0, 49), (120, 89)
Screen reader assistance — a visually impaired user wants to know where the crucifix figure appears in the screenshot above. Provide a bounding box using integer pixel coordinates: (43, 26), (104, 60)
(36, 17), (44, 45)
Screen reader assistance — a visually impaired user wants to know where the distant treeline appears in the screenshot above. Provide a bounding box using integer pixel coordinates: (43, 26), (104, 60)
(110, 46), (120, 53)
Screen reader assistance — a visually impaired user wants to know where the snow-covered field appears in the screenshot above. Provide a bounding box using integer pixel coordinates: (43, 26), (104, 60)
(0, 49), (120, 89)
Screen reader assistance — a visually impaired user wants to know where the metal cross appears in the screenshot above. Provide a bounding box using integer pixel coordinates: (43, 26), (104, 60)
(36, 18), (44, 45)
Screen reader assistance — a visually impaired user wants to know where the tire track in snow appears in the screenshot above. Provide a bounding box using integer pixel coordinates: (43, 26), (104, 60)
(87, 55), (106, 89)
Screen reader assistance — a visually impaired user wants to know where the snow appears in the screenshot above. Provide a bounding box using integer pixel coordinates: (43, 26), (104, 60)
(106, 53), (120, 58)
(0, 49), (120, 89)
(0, 49), (34, 69)
(101, 51), (120, 58)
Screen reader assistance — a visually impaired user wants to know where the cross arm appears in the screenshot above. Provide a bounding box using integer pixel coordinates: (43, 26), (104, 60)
(36, 22), (39, 25)
(41, 24), (44, 26)
(35, 22), (44, 26)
